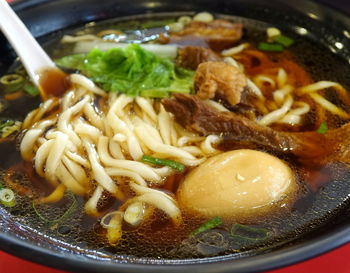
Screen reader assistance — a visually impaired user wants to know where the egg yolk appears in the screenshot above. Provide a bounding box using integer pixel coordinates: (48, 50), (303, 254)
(177, 149), (297, 220)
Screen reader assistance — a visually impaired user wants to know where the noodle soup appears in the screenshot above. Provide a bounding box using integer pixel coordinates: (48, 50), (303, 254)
(0, 12), (350, 259)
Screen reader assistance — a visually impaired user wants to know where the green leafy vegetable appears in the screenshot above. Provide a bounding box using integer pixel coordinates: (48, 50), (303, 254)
(0, 188), (16, 207)
(192, 216), (223, 236)
(56, 44), (194, 97)
(23, 84), (39, 96)
(317, 121), (328, 134)
(258, 42), (284, 52)
(141, 155), (185, 172)
(272, 35), (295, 47)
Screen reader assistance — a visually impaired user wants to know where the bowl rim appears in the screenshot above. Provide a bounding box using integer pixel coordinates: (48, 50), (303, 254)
(1, 220), (350, 273)
(1, 0), (350, 272)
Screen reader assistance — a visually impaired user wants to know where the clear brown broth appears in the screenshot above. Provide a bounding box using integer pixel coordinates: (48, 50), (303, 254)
(0, 14), (350, 260)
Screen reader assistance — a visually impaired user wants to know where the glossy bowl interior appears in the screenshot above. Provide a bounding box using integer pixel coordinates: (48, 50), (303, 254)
(1, 0), (350, 272)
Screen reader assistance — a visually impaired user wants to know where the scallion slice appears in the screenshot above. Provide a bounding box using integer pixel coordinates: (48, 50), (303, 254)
(192, 216), (223, 236)
(23, 84), (40, 96)
(0, 74), (24, 85)
(258, 42), (284, 52)
(273, 35), (295, 47)
(141, 155), (185, 172)
(316, 121), (328, 134)
(0, 188), (16, 207)
(230, 224), (269, 240)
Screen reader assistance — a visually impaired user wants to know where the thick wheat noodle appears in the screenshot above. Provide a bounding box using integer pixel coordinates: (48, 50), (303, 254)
(74, 119), (102, 143)
(34, 139), (54, 177)
(105, 168), (147, 186)
(201, 135), (221, 155)
(57, 96), (89, 146)
(273, 85), (294, 105)
(107, 98), (143, 160)
(97, 136), (162, 182)
(224, 56), (264, 100)
(36, 137), (46, 146)
(277, 68), (288, 88)
(177, 136), (205, 147)
(83, 103), (104, 130)
(111, 93), (133, 117)
(258, 95), (293, 126)
(170, 118), (178, 147)
(56, 162), (86, 195)
(151, 166), (173, 177)
(309, 92), (350, 119)
(36, 184), (66, 204)
(158, 105), (172, 145)
(180, 146), (204, 156)
(130, 183), (181, 223)
(108, 139), (125, 160)
(134, 122), (197, 161)
(61, 91), (75, 111)
(279, 102), (311, 125)
(22, 109), (39, 129)
(45, 130), (77, 153)
(131, 193), (181, 223)
(32, 99), (56, 124)
(61, 155), (88, 186)
(45, 132), (68, 183)
(254, 75), (276, 89)
(20, 129), (44, 161)
(221, 43), (249, 56)
(136, 97), (158, 121)
(204, 99), (230, 112)
(70, 74), (106, 96)
(84, 185), (104, 216)
(65, 151), (91, 168)
(82, 138), (118, 194)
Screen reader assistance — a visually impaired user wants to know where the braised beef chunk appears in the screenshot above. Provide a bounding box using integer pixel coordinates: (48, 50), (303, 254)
(160, 20), (243, 51)
(162, 94), (350, 165)
(176, 46), (221, 70)
(194, 62), (247, 105)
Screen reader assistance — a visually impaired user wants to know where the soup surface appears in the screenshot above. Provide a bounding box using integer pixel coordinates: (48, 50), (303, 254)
(0, 12), (350, 261)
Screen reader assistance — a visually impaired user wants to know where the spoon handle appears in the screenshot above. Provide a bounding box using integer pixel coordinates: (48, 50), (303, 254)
(0, 0), (55, 86)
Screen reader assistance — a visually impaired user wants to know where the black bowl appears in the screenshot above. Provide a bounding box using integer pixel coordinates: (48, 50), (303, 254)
(1, 0), (350, 272)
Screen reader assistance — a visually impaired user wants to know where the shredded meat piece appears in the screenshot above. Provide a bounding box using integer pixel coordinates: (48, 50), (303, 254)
(176, 46), (221, 70)
(194, 62), (247, 105)
(160, 20), (243, 51)
(162, 94), (350, 165)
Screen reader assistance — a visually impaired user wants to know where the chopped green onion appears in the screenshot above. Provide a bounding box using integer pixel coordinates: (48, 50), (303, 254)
(0, 188), (16, 207)
(0, 74), (25, 93)
(230, 224), (269, 240)
(317, 121), (328, 134)
(141, 155), (185, 172)
(0, 120), (15, 131)
(272, 35), (295, 47)
(192, 216), (223, 236)
(258, 42), (284, 52)
(23, 84), (40, 96)
(267, 27), (281, 40)
(15, 66), (27, 76)
(0, 74), (24, 85)
(32, 192), (77, 225)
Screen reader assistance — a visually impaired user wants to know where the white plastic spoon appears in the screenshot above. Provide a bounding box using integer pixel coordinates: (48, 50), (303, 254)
(0, 0), (66, 98)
